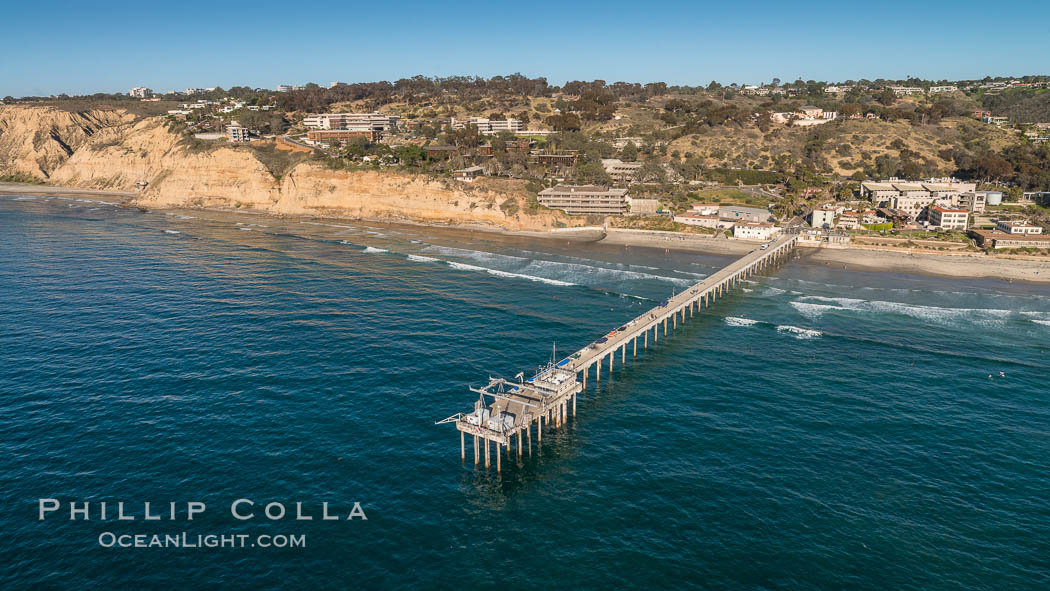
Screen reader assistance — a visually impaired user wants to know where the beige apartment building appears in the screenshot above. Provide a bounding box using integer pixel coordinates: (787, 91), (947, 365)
(537, 185), (629, 215)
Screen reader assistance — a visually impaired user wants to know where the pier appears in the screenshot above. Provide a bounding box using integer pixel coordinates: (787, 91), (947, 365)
(438, 234), (798, 470)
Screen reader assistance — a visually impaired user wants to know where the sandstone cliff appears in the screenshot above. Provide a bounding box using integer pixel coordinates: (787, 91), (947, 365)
(0, 106), (572, 230)
(0, 106), (134, 179)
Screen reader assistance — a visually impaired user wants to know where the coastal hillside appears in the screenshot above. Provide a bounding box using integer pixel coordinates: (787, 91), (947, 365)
(666, 117), (1021, 178)
(0, 106), (572, 230)
(0, 106), (134, 181)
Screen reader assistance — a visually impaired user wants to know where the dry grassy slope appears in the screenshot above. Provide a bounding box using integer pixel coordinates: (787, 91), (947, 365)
(0, 106), (135, 179)
(667, 117), (1024, 176)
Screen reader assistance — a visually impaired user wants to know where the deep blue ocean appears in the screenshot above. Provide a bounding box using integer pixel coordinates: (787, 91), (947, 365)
(2, 193), (1048, 590)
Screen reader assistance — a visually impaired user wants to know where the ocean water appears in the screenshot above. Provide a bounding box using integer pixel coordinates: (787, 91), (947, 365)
(2, 194), (1049, 590)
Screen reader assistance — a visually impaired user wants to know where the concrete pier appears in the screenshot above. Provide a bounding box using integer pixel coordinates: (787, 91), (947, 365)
(438, 235), (797, 470)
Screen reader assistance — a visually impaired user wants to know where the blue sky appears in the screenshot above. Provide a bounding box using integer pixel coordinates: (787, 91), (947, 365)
(3, 0), (1048, 97)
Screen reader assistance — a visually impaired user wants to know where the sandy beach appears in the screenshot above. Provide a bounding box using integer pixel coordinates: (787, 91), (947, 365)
(0, 182), (135, 200)
(4, 182), (1050, 284)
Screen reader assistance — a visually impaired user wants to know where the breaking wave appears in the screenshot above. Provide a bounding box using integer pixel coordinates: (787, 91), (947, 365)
(407, 254), (439, 263)
(423, 244), (695, 287)
(792, 295), (1016, 326)
(363, 246), (388, 253)
(725, 317), (759, 327)
(777, 325), (822, 339)
(447, 261), (576, 286)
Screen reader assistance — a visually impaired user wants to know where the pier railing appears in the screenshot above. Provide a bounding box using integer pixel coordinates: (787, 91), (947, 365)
(438, 234), (798, 471)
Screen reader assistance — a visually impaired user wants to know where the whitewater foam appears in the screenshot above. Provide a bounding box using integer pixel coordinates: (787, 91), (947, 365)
(725, 317), (759, 327)
(424, 244), (693, 287)
(364, 246), (388, 253)
(447, 261), (575, 286)
(793, 295), (1015, 326)
(777, 325), (822, 339)
(164, 230), (180, 235)
(790, 301), (843, 319)
(407, 255), (439, 263)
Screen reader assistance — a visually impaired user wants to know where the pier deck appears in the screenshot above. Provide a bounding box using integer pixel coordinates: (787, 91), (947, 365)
(438, 234), (798, 470)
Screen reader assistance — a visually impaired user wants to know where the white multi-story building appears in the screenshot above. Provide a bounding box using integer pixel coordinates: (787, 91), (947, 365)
(277, 85), (300, 92)
(128, 87), (152, 98)
(890, 86), (924, 95)
(995, 220), (1043, 235)
(733, 222), (781, 240)
(930, 85), (957, 93)
(450, 117), (524, 135)
(184, 88), (205, 95)
(927, 206), (969, 230)
(957, 192), (987, 213)
(302, 112), (399, 132)
(808, 207), (836, 228)
(860, 179), (977, 218)
(227, 121), (250, 143)
(836, 211), (860, 230)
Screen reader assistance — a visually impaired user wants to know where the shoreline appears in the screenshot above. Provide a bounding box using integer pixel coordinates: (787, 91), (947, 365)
(4, 182), (1049, 284)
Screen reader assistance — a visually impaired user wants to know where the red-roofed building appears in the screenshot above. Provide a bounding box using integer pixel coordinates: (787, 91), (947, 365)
(928, 206), (969, 230)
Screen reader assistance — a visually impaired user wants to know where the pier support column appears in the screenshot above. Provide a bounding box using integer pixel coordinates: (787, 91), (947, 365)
(461, 431), (465, 462)
(621, 344), (625, 364)
(596, 360), (600, 382)
(609, 352), (613, 372)
(573, 392), (577, 416)
(691, 302), (694, 318)
(664, 318), (667, 336)
(645, 330), (648, 348)
(527, 425), (532, 455)
(484, 437), (490, 468)
(538, 417), (542, 443)
(673, 313), (677, 330)
(474, 435), (479, 464)
(654, 324), (658, 343)
(633, 337), (637, 357)
(496, 444), (501, 472)
(518, 432), (522, 458)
